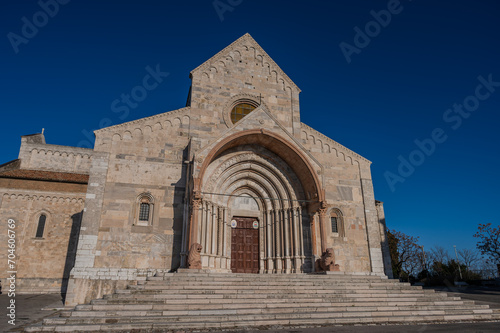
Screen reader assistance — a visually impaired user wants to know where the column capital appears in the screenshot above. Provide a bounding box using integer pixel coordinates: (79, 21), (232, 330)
(192, 197), (202, 210)
(193, 190), (202, 201)
(319, 201), (328, 216)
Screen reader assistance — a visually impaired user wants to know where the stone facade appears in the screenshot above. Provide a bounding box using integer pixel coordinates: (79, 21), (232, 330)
(0, 134), (89, 293)
(0, 34), (392, 305)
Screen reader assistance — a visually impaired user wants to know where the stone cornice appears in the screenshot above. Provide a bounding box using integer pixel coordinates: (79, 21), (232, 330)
(300, 122), (371, 165)
(1, 191), (85, 204)
(94, 107), (191, 134)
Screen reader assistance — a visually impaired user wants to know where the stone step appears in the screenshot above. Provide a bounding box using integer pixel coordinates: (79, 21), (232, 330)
(157, 272), (388, 278)
(128, 285), (428, 293)
(146, 278), (407, 283)
(113, 289), (442, 297)
(74, 302), (489, 313)
(104, 292), (463, 303)
(150, 275), (394, 282)
(121, 284), (432, 292)
(150, 281), (405, 287)
(27, 309), (500, 331)
(43, 308), (500, 326)
(91, 297), (476, 307)
(140, 282), (416, 289)
(25, 273), (500, 332)
(27, 311), (500, 333)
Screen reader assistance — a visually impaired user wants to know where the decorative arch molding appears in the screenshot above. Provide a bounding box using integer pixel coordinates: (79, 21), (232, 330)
(1, 193), (85, 204)
(195, 129), (324, 205)
(300, 123), (370, 166)
(203, 149), (305, 207)
(190, 33), (301, 93)
(136, 192), (155, 204)
(109, 114), (191, 142)
(220, 171), (287, 210)
(30, 149), (92, 160)
(327, 207), (343, 216)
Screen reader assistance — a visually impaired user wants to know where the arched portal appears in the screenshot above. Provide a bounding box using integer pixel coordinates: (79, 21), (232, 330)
(187, 130), (325, 273)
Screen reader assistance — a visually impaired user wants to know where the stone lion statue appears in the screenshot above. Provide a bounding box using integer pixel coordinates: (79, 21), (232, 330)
(315, 248), (340, 272)
(187, 243), (203, 269)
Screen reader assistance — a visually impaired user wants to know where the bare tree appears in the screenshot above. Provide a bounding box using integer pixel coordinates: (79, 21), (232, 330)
(457, 248), (481, 280)
(475, 258), (498, 279)
(388, 229), (423, 278)
(421, 246), (433, 272)
(458, 248), (480, 270)
(474, 223), (500, 264)
(428, 246), (451, 276)
(429, 246), (450, 264)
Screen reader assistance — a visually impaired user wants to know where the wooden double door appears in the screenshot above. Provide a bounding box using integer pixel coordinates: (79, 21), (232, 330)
(231, 217), (259, 274)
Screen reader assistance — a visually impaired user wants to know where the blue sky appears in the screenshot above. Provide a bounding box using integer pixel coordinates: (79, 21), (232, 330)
(1, 0), (499, 259)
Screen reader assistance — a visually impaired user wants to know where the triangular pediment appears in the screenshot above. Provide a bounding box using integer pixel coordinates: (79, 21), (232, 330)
(194, 105), (322, 178)
(190, 33), (300, 93)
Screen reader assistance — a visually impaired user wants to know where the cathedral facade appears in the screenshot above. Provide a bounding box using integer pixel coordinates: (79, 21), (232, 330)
(0, 34), (392, 305)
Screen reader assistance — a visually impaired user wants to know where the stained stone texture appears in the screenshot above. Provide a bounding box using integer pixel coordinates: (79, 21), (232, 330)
(0, 135), (88, 293)
(0, 34), (393, 306)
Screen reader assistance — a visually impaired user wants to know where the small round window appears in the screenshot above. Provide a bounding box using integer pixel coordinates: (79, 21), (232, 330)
(231, 103), (256, 124)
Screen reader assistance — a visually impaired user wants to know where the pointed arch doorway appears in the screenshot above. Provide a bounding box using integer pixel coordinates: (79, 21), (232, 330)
(186, 129), (326, 274)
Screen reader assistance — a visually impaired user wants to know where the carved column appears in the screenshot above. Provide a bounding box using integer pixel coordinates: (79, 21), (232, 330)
(188, 195), (201, 254)
(319, 202), (328, 254)
(292, 207), (300, 273)
(207, 203), (214, 256)
(298, 206), (305, 272)
(283, 208), (291, 273)
(274, 209), (282, 273)
(262, 210), (267, 272)
(217, 206), (223, 256)
(223, 208), (227, 267)
(266, 210), (273, 273)
(200, 201), (207, 253)
(310, 212), (318, 258)
(211, 204), (217, 255)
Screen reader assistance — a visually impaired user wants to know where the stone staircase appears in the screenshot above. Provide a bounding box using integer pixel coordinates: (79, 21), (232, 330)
(26, 271), (500, 332)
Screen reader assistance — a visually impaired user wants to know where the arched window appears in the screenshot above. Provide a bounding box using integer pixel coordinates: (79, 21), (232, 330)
(135, 193), (154, 226)
(330, 215), (338, 233)
(139, 203), (150, 222)
(231, 103), (256, 123)
(330, 209), (345, 237)
(35, 214), (47, 238)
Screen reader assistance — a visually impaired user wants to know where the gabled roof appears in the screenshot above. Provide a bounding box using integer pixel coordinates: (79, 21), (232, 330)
(0, 159), (21, 172)
(0, 169), (89, 184)
(190, 33), (301, 92)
